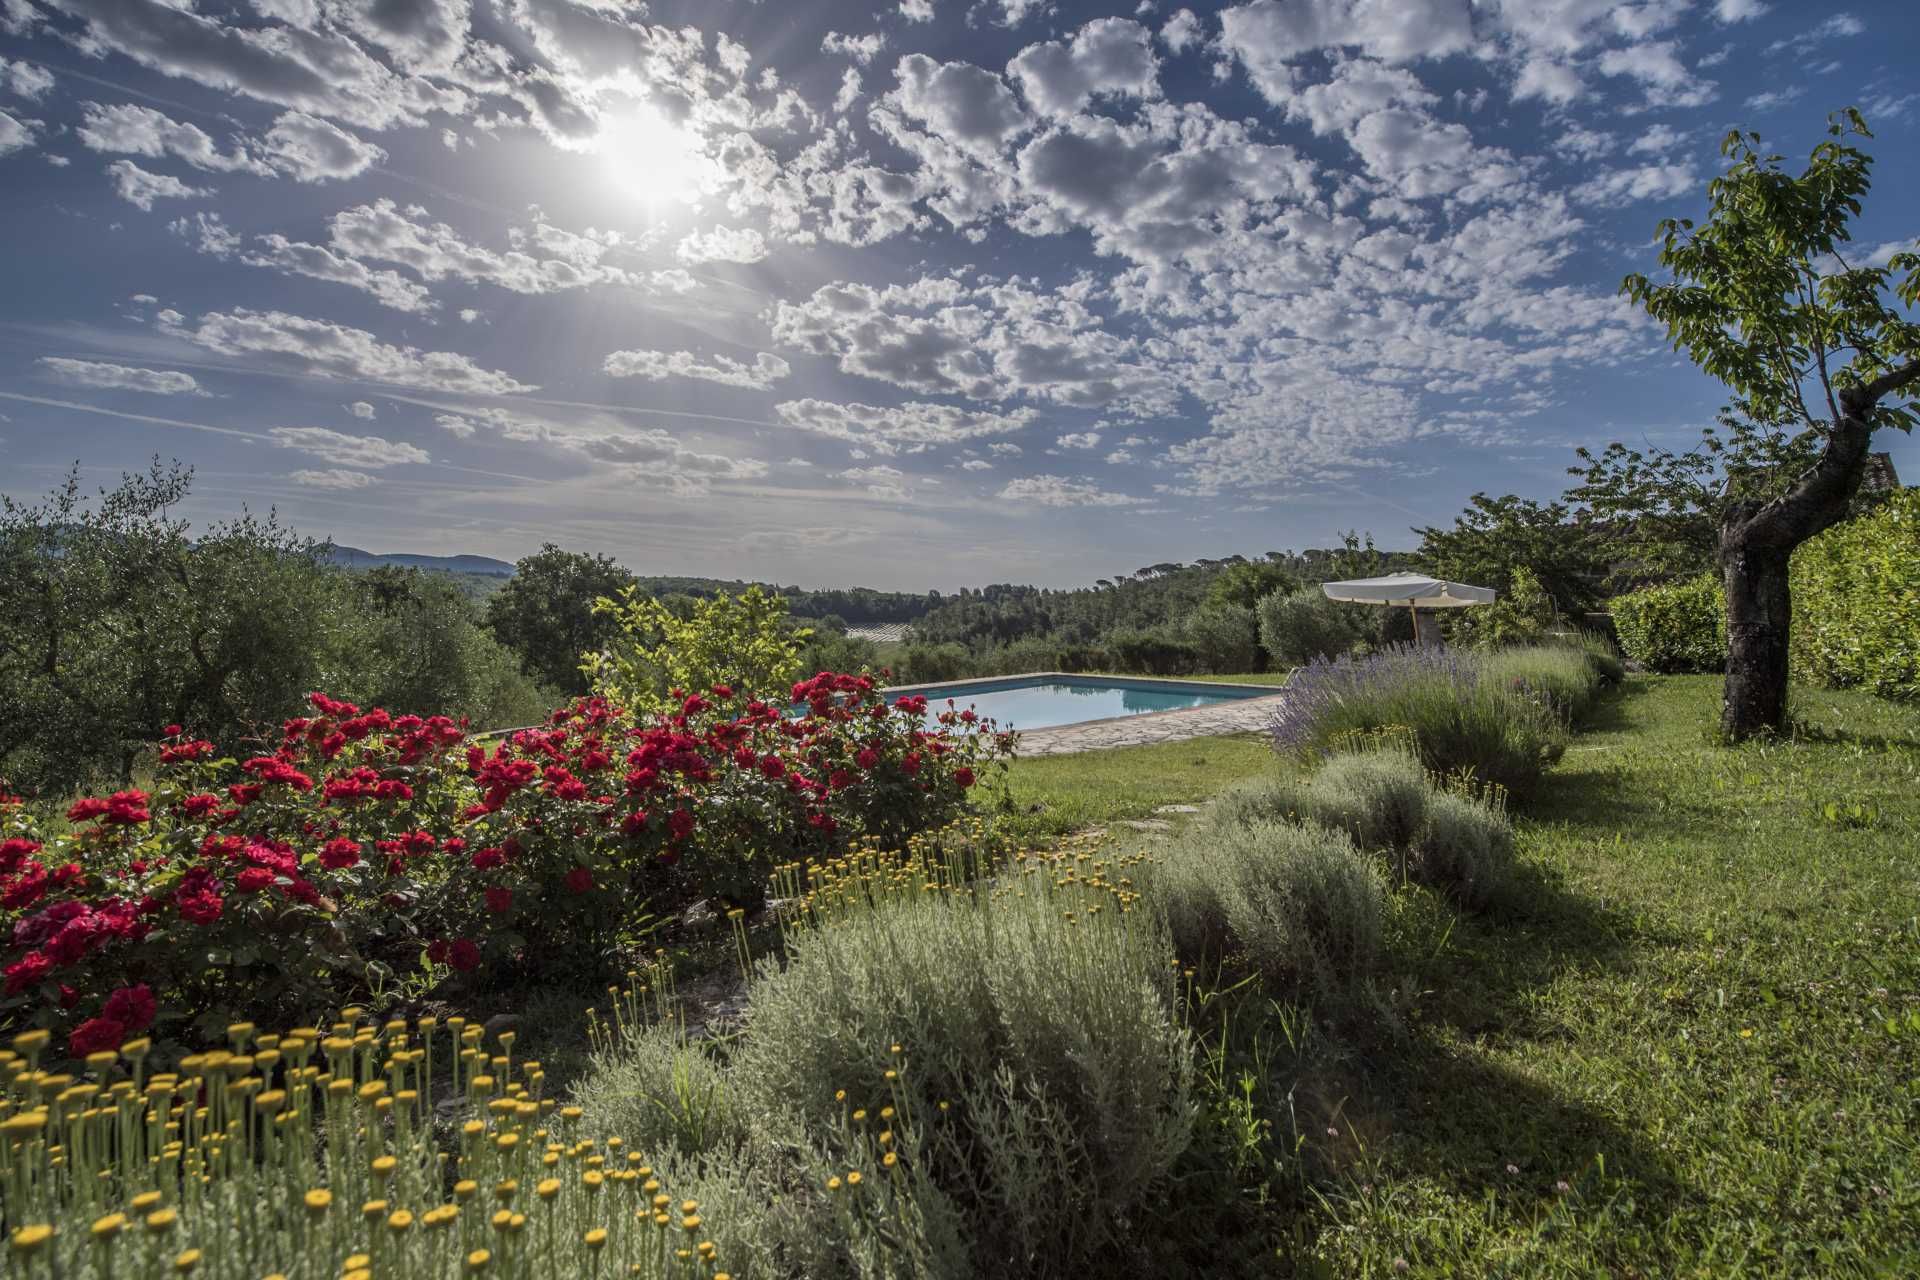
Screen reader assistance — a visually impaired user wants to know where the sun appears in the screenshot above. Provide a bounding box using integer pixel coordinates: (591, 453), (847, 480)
(592, 103), (709, 208)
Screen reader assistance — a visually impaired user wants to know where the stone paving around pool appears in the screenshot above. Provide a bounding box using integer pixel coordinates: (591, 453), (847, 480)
(1012, 689), (1290, 756)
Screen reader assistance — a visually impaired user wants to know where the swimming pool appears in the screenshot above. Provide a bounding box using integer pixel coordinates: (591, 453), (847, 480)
(886, 674), (1278, 732)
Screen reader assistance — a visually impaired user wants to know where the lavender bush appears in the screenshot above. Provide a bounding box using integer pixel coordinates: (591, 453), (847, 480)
(1268, 644), (1589, 802)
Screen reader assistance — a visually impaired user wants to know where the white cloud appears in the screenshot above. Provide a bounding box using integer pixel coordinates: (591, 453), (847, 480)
(1714, 0), (1767, 21)
(1572, 162), (1696, 206)
(105, 159), (210, 211)
(898, 0), (933, 22)
(174, 213), (436, 313)
(324, 200), (669, 296)
(259, 111), (386, 182)
(435, 406), (768, 492)
(960, 458), (993, 470)
(164, 308), (536, 394)
(1745, 86), (1804, 113)
(1766, 14), (1865, 56)
(998, 475), (1146, 507)
(1160, 9), (1201, 53)
(1056, 431), (1101, 448)
(889, 54), (1030, 159)
(348, 400), (376, 418)
(289, 467), (378, 490)
(602, 348), (791, 390)
(1218, 0), (1472, 105)
(0, 108), (35, 157)
(675, 224), (768, 264)
(774, 398), (1038, 452)
(1, 56), (54, 99)
(37, 356), (205, 395)
(822, 31), (887, 66)
(1597, 41), (1715, 108)
(839, 463), (913, 501)
(1008, 18), (1160, 118)
(78, 102), (265, 173)
(269, 426), (429, 467)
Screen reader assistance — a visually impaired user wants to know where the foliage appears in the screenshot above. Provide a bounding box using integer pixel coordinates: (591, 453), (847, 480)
(1267, 646), (1587, 803)
(589, 587), (807, 714)
(1621, 111), (1919, 440)
(1255, 588), (1360, 667)
(1611, 574), (1728, 674)
(0, 464), (545, 794)
(1415, 492), (1605, 616)
(894, 642), (971, 684)
(0, 1000), (732, 1279)
(1566, 413), (1823, 589)
(1148, 815), (1386, 1000)
(1204, 560), (1301, 611)
(485, 544), (637, 696)
(727, 829), (1195, 1275)
(1788, 488), (1920, 700)
(0, 678), (1012, 1059)
(1478, 640), (1613, 724)
(1183, 604), (1262, 674)
(1446, 566), (1558, 650)
(1106, 627), (1203, 676)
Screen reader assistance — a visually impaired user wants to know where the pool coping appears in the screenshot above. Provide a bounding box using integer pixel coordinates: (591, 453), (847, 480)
(880, 671), (1285, 699)
(881, 671), (1294, 755)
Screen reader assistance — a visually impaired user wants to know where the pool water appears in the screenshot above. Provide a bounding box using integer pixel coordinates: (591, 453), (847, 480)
(890, 676), (1272, 732)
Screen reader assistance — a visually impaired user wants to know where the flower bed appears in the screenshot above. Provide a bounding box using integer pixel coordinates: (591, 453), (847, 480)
(0, 676), (1013, 1059)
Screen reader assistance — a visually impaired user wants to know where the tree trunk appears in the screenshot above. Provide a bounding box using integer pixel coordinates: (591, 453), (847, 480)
(1718, 540), (1792, 739)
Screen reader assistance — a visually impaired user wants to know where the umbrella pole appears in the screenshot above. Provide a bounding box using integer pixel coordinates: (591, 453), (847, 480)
(1409, 601), (1420, 644)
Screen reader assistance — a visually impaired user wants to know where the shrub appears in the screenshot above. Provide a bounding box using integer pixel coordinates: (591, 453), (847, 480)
(727, 834), (1195, 1274)
(1148, 817), (1386, 999)
(1183, 603), (1261, 673)
(1478, 643), (1607, 723)
(588, 585), (806, 715)
(1447, 566), (1557, 650)
(897, 641), (971, 684)
(0, 1004), (729, 1280)
(1611, 573), (1726, 673)
(1267, 646), (1571, 802)
(1790, 488), (1920, 701)
(0, 678), (1014, 1059)
(1107, 627), (1202, 675)
(1257, 588), (1360, 666)
(1201, 745), (1515, 908)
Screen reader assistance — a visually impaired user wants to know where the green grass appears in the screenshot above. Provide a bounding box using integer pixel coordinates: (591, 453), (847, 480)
(998, 674), (1920, 1276)
(1302, 674), (1920, 1277)
(996, 731), (1278, 836)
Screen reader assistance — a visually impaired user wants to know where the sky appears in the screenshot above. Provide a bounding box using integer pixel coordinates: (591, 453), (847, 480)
(1, 0), (1917, 590)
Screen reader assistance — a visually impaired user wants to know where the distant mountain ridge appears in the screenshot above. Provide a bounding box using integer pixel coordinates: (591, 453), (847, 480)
(327, 546), (516, 576)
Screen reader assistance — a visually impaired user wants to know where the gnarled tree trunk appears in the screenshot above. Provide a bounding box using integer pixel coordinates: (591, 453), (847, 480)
(1714, 383), (1901, 739)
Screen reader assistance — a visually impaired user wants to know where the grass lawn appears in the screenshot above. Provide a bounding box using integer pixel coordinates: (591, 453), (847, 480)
(1011, 674), (1920, 1276)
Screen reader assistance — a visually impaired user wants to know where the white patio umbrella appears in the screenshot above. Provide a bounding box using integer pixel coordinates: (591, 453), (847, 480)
(1319, 572), (1496, 643)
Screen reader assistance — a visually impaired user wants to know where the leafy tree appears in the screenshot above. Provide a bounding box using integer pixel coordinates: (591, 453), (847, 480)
(1257, 588), (1360, 666)
(1619, 111), (1919, 738)
(1566, 413), (1821, 591)
(351, 568), (548, 730)
(485, 544), (636, 696)
(0, 462), (348, 791)
(1416, 494), (1605, 614)
(588, 585), (809, 712)
(1204, 560), (1301, 611)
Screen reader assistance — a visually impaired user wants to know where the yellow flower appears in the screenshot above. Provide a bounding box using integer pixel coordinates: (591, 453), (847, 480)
(145, 1209), (178, 1233)
(304, 1189), (332, 1215)
(584, 1228), (608, 1250)
(454, 1180), (479, 1201)
(466, 1248), (492, 1271)
(11, 1225), (54, 1253)
(131, 1192), (163, 1213)
(175, 1247), (203, 1271)
(388, 1210), (415, 1232)
(537, 1178), (561, 1200)
(846, 1171), (862, 1188)
(371, 1155), (397, 1180)
(91, 1213), (127, 1240)
(362, 1201), (388, 1221)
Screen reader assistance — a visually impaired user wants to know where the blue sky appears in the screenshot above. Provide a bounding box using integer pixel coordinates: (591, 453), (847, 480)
(1, 0), (1916, 589)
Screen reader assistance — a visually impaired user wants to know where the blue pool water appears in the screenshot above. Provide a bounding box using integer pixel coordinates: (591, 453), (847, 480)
(889, 676), (1271, 732)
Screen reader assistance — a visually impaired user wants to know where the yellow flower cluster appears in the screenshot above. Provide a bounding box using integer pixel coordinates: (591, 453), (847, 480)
(2, 996), (722, 1280)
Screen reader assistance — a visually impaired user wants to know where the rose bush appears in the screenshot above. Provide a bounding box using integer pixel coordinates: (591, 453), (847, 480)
(1, 677), (1013, 1058)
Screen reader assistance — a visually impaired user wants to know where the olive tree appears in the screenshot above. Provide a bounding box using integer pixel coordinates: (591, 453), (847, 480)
(1620, 111), (1919, 739)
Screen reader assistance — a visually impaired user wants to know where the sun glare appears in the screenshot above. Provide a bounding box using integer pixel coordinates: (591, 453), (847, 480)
(592, 104), (708, 207)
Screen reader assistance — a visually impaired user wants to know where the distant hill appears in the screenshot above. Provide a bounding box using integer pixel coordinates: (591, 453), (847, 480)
(328, 546), (517, 577)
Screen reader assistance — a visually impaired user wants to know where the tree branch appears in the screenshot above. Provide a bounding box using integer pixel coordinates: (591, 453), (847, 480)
(1844, 355), (1920, 410)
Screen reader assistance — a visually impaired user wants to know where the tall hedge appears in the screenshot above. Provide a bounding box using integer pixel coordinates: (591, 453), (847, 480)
(1789, 489), (1920, 701)
(1611, 573), (1727, 674)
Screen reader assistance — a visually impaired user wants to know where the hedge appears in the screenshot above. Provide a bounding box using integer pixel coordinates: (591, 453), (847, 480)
(1790, 488), (1920, 701)
(1611, 573), (1727, 674)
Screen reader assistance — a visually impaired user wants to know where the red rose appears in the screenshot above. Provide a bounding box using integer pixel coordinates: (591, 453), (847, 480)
(163, 724), (184, 738)
(954, 767), (976, 788)
(666, 809), (695, 841)
(66, 797), (110, 823)
(448, 938), (481, 972)
(901, 752), (922, 776)
(235, 867), (274, 893)
(471, 846), (506, 871)
(177, 890), (224, 926)
(426, 938), (450, 964)
(564, 867), (593, 894)
(69, 1016), (127, 1058)
(319, 837), (361, 869)
(758, 754), (785, 778)
(2, 950), (51, 994)
(179, 794), (222, 819)
(103, 984), (157, 1033)
(484, 886), (513, 913)
(855, 748), (879, 770)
